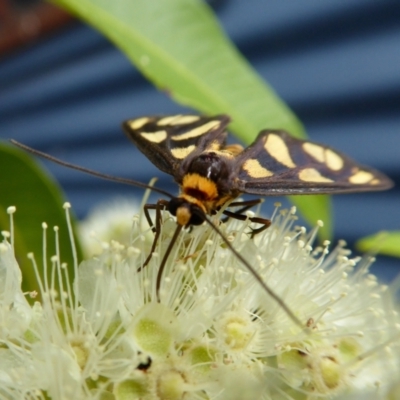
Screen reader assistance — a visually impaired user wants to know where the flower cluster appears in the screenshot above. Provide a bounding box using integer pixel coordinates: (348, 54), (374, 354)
(0, 202), (399, 399)
(78, 197), (141, 258)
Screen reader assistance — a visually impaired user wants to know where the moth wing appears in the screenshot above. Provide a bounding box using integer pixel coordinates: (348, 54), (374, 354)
(122, 114), (230, 176)
(231, 130), (393, 195)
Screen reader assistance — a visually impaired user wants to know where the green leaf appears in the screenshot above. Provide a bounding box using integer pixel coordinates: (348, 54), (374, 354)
(356, 231), (400, 258)
(50, 0), (332, 236)
(0, 142), (83, 296)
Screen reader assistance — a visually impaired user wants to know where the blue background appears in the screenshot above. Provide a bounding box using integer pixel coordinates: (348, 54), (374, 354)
(0, 1), (399, 281)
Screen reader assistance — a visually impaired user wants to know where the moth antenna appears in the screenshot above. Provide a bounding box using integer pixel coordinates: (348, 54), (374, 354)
(202, 214), (308, 332)
(10, 139), (173, 199)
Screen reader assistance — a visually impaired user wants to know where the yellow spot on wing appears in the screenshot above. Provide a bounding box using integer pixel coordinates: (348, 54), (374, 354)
(303, 143), (344, 171)
(264, 134), (296, 168)
(174, 115), (200, 124)
(243, 159), (273, 178)
(299, 168), (334, 183)
(157, 115), (181, 126)
(171, 145), (195, 159)
(129, 117), (150, 130)
(325, 149), (344, 171)
(158, 115), (200, 126)
(303, 142), (325, 163)
(171, 121), (220, 141)
(140, 130), (167, 143)
(349, 170), (374, 184)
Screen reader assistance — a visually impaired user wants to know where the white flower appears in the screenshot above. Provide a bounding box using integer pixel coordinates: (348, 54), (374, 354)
(78, 197), (143, 258)
(0, 201), (399, 399)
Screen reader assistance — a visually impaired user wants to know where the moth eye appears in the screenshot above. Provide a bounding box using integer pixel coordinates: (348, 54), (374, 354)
(189, 208), (205, 226)
(167, 198), (184, 216)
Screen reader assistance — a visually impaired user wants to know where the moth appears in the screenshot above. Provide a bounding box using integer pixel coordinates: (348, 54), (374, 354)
(12, 114), (393, 328)
(122, 113), (392, 226)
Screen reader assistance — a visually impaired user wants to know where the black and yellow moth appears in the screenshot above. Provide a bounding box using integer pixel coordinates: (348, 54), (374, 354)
(122, 113), (393, 229)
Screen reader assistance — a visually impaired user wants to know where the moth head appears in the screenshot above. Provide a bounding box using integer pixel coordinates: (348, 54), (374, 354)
(168, 198), (205, 227)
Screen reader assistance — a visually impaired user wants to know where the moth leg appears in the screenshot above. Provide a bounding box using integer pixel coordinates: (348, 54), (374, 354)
(140, 199), (169, 271)
(222, 209), (271, 238)
(143, 203), (157, 233)
(221, 198), (263, 223)
(247, 216), (271, 236)
(228, 198), (263, 209)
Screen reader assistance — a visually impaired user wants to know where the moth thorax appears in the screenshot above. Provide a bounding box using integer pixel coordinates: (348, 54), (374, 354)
(188, 152), (229, 181)
(182, 173), (219, 201)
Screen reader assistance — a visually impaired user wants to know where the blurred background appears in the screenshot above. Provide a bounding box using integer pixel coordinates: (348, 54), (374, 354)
(0, 0), (399, 281)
